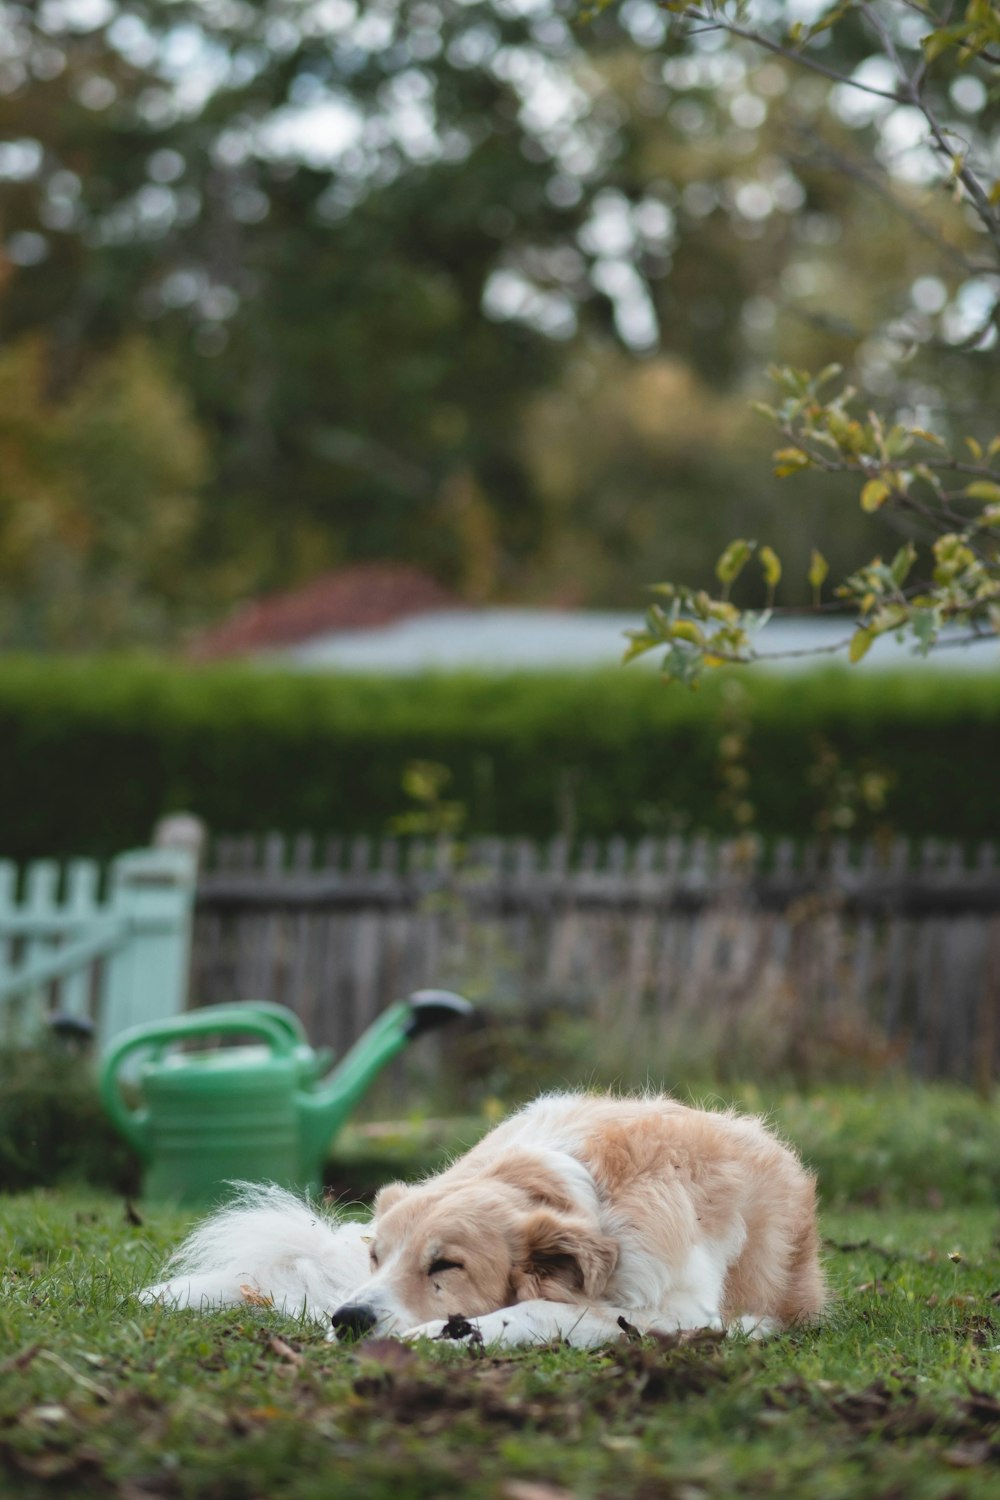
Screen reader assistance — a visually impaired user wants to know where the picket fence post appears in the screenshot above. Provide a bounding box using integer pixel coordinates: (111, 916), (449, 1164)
(98, 846), (200, 1048)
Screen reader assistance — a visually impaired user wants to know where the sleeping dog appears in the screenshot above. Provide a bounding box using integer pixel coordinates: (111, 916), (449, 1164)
(140, 1091), (825, 1348)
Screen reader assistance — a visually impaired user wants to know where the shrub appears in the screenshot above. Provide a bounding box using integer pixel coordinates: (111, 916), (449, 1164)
(0, 1039), (139, 1194)
(0, 656), (998, 860)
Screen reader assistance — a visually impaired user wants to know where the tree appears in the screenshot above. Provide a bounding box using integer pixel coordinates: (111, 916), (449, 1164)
(0, 0), (627, 616)
(0, 335), (207, 646)
(3, 1), (996, 643)
(615, 0), (1000, 682)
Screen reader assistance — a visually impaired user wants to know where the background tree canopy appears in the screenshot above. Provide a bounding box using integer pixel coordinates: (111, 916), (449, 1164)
(0, 0), (996, 646)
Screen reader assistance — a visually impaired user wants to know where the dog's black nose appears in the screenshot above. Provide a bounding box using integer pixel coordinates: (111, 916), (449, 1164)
(330, 1303), (378, 1340)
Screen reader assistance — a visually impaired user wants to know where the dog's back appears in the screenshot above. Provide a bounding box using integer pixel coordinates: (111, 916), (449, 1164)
(464, 1091), (826, 1327)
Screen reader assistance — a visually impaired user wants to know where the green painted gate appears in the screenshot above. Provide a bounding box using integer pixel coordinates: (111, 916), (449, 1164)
(0, 847), (198, 1048)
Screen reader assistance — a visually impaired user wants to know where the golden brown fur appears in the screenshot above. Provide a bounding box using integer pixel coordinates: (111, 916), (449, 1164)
(330, 1091), (825, 1346)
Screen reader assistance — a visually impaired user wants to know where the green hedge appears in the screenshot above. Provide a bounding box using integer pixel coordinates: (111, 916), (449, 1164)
(0, 656), (998, 860)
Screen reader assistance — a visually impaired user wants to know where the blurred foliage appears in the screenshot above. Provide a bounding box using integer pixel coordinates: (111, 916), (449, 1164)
(0, 1037), (139, 1193)
(2, 2), (996, 643)
(763, 1083), (1000, 1207)
(613, 2), (1000, 679)
(0, 334), (207, 646)
(0, 658), (998, 858)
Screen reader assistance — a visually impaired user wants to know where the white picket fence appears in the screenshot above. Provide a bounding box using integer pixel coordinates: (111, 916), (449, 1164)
(0, 843), (199, 1049)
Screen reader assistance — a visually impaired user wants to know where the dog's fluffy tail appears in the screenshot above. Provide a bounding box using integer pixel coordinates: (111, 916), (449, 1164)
(137, 1182), (370, 1323)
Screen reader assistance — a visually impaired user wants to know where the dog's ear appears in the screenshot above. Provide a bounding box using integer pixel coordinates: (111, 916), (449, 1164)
(486, 1152), (577, 1215)
(372, 1181), (409, 1219)
(514, 1210), (618, 1302)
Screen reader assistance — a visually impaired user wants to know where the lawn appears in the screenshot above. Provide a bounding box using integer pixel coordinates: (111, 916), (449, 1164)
(2, 1186), (998, 1500)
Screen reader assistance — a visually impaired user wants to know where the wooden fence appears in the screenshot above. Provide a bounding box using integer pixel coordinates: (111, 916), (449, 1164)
(190, 834), (1000, 1088)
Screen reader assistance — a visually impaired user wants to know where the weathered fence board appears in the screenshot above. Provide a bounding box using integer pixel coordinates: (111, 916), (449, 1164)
(187, 834), (1000, 1086)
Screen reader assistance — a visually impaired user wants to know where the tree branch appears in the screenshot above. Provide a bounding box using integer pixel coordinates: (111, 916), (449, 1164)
(679, 7), (908, 103)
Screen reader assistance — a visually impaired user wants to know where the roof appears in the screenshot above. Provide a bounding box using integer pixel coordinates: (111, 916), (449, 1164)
(189, 563), (458, 659)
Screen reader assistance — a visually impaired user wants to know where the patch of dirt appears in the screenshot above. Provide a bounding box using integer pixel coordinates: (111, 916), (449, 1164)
(342, 1325), (730, 1437)
(766, 1376), (1000, 1464)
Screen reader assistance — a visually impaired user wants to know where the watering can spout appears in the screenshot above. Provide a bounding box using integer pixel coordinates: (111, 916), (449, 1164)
(297, 989), (472, 1169)
(404, 988), (476, 1036)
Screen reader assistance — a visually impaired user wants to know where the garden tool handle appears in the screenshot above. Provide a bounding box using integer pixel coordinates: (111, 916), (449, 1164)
(99, 1006), (298, 1160)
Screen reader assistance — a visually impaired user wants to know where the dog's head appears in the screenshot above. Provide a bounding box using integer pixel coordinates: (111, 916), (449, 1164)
(329, 1152), (617, 1339)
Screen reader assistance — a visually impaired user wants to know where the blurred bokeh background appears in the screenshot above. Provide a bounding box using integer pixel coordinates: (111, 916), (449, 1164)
(2, 0), (996, 650)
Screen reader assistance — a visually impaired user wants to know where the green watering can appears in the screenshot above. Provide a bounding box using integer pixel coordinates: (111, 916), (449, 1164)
(99, 991), (472, 1206)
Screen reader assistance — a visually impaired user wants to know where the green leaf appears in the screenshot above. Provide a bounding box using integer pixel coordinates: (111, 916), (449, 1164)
(772, 447), (811, 477)
(964, 480), (1000, 503)
(922, 25), (965, 63)
(759, 545), (782, 590)
(860, 478), (892, 512)
(622, 632), (656, 665)
(890, 542), (917, 587)
(849, 628), (874, 663)
(669, 619), (705, 647)
(715, 539), (755, 589)
(911, 608), (940, 655)
(808, 549), (829, 599)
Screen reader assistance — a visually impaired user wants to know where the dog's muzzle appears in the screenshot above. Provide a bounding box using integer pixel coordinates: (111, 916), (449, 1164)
(330, 1303), (379, 1341)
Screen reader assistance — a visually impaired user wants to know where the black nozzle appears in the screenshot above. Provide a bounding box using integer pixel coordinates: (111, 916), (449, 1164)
(404, 989), (474, 1039)
(48, 1014), (96, 1044)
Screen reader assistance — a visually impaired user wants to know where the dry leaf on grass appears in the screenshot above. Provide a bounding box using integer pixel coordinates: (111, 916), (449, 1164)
(239, 1284), (274, 1308)
(502, 1483), (578, 1500)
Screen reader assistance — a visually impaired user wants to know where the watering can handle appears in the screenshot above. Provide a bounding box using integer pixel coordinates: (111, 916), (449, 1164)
(99, 1007), (299, 1161)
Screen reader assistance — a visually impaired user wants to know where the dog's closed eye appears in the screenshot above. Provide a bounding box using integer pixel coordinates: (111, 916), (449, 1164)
(427, 1258), (463, 1276)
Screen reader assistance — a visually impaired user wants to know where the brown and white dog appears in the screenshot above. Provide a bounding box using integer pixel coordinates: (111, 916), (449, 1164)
(140, 1092), (825, 1348)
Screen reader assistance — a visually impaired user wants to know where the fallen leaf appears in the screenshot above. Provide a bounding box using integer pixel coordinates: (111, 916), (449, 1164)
(355, 1338), (419, 1372)
(5, 1446), (101, 1481)
(239, 1283), (274, 1308)
(943, 1441), (993, 1468)
(0, 1344), (39, 1374)
(29, 1404), (70, 1425)
(502, 1483), (577, 1500)
(960, 1388), (1000, 1425)
(265, 1334), (302, 1366)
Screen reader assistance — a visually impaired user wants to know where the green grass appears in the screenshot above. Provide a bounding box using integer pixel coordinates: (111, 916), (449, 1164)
(2, 1190), (998, 1500)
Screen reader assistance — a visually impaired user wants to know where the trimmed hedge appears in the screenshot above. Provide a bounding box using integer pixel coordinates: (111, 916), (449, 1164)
(0, 656), (998, 860)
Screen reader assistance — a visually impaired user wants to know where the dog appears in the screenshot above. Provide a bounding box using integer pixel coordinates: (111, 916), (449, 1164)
(140, 1092), (825, 1348)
